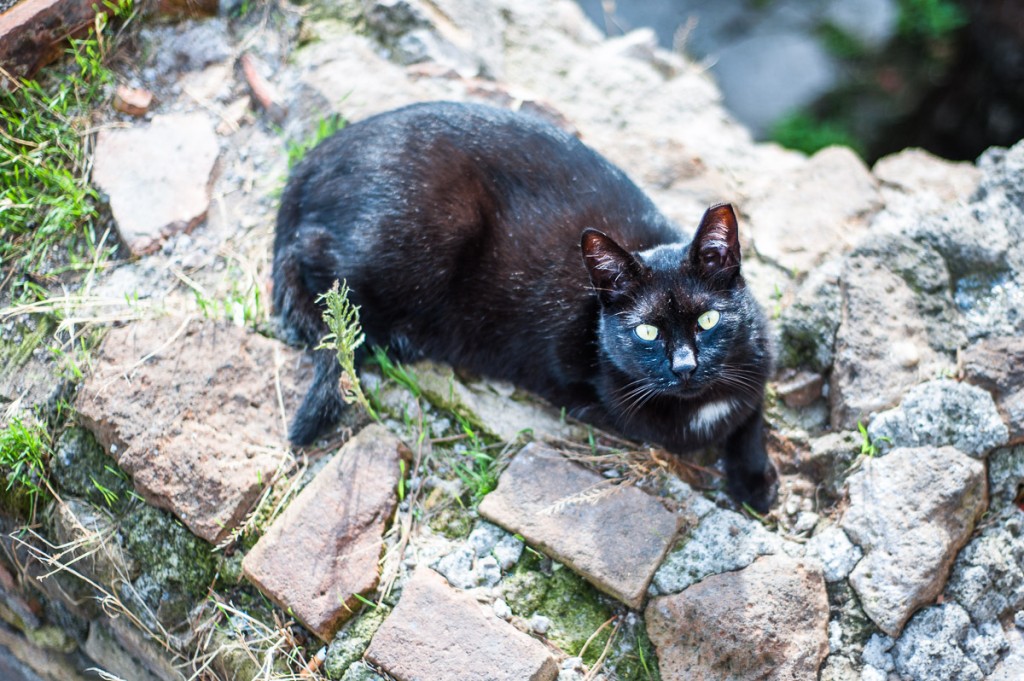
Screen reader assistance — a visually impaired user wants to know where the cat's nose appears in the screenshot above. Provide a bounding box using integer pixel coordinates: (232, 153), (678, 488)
(671, 346), (697, 379)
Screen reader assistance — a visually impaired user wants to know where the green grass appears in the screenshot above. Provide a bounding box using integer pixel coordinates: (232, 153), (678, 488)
(898, 0), (967, 40)
(770, 111), (863, 157)
(0, 416), (51, 518)
(287, 112), (345, 168)
(0, 0), (134, 301)
(857, 421), (890, 458)
(452, 415), (499, 502)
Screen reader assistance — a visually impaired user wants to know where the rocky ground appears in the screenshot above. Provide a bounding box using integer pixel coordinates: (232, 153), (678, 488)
(2, 1), (1024, 680)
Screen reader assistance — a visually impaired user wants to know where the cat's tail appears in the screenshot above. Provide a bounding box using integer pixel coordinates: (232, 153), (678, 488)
(273, 189), (346, 445)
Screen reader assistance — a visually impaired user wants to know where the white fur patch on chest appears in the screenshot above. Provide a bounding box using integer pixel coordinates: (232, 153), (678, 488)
(690, 399), (736, 436)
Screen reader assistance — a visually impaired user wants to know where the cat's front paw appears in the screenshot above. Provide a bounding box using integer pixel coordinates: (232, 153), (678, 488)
(727, 461), (779, 515)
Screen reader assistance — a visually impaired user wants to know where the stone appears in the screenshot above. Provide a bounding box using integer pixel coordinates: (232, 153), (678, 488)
(0, 0), (101, 80)
(414, 362), (586, 443)
(112, 85), (153, 116)
(775, 369), (824, 408)
(861, 633), (896, 673)
(804, 525), (862, 583)
(76, 317), (309, 544)
(492, 532), (525, 570)
(83, 621), (166, 681)
(794, 430), (860, 501)
(364, 567), (557, 681)
(50, 499), (136, 586)
(829, 255), (941, 429)
(911, 205), (1010, 280)
(431, 545), (501, 589)
(0, 316), (65, 427)
(964, 620), (1009, 675)
(468, 521), (504, 557)
(963, 336), (1024, 445)
(91, 113), (220, 255)
(847, 229), (967, 353)
(650, 508), (785, 595)
(892, 604), (984, 681)
(990, 653), (1024, 681)
(840, 446), (988, 636)
(776, 257), (842, 371)
(745, 146), (882, 274)
(142, 18), (231, 76)
(323, 605), (391, 679)
(49, 427), (130, 510)
(478, 443), (682, 608)
(988, 446), (1024, 514)
(867, 379), (1009, 458)
(242, 424), (405, 641)
(944, 515), (1024, 624)
(872, 147), (981, 205)
(645, 554), (829, 680)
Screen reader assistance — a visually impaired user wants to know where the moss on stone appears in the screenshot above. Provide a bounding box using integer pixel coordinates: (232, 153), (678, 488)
(50, 427), (131, 512)
(426, 505), (473, 540)
(120, 504), (218, 604)
(324, 604), (391, 679)
(341, 661), (386, 681)
(24, 624), (76, 653)
(502, 557), (614, 666)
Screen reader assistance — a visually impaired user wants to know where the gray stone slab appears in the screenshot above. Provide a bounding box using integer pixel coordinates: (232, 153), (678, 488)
(479, 443), (683, 609)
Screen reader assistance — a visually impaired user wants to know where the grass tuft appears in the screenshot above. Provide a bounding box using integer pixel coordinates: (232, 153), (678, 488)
(0, 416), (51, 517)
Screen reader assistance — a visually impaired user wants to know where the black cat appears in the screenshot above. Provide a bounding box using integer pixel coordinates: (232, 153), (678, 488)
(273, 101), (777, 511)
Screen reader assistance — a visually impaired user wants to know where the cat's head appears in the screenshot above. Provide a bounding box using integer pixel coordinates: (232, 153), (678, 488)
(581, 204), (766, 407)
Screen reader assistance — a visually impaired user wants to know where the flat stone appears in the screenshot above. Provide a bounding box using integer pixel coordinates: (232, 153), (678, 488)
(867, 379), (1009, 458)
(645, 554), (829, 680)
(414, 362), (586, 443)
(364, 567), (557, 681)
(76, 317), (310, 543)
(243, 424), (404, 641)
(91, 113), (219, 255)
(840, 446), (988, 637)
(478, 443), (682, 608)
(963, 336), (1024, 445)
(830, 255), (940, 429)
(746, 146), (882, 274)
(0, 0), (101, 80)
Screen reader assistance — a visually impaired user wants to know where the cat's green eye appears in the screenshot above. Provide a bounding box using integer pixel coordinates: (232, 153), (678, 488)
(634, 324), (660, 341)
(697, 310), (720, 331)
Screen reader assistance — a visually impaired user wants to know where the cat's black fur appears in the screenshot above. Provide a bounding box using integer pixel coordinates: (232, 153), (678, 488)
(273, 101), (777, 511)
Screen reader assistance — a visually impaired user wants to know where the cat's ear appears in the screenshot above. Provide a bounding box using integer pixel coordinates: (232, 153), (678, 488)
(690, 203), (741, 282)
(581, 228), (644, 305)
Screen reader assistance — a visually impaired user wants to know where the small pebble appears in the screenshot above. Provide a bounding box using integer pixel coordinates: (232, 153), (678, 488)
(530, 614), (552, 635)
(1015, 611), (1024, 629)
(492, 533), (524, 570)
(493, 598), (511, 619)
